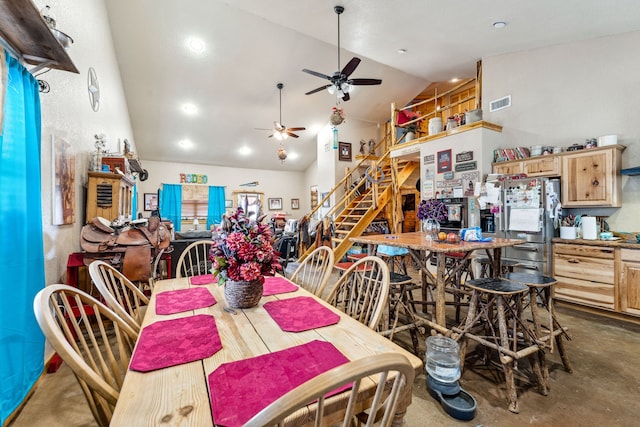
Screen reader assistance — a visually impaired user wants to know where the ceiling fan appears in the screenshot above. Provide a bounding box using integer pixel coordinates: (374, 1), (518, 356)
(303, 5), (382, 102)
(258, 83), (305, 140)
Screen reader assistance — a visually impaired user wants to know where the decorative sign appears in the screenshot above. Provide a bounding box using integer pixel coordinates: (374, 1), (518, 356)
(423, 154), (435, 165)
(437, 149), (452, 173)
(456, 151), (474, 162)
(443, 172), (454, 180)
(423, 180), (435, 199)
(436, 179), (462, 188)
(455, 161), (477, 172)
(180, 173), (209, 184)
(461, 171), (480, 196)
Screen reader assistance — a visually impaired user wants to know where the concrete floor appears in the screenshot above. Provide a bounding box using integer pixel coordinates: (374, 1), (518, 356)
(9, 282), (640, 426)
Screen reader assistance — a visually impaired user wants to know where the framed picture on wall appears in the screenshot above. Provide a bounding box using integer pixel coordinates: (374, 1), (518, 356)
(291, 198), (300, 210)
(437, 149), (452, 173)
(144, 193), (158, 211)
(268, 198), (282, 210)
(338, 141), (352, 161)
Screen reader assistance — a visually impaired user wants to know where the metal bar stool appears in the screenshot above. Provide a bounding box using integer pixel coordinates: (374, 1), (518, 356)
(455, 277), (548, 413)
(503, 272), (573, 374)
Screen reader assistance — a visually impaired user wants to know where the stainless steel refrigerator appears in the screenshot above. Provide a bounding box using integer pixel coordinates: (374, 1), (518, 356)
(483, 177), (561, 276)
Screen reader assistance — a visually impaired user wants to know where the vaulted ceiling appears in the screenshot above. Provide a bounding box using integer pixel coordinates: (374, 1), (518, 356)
(104, 0), (640, 172)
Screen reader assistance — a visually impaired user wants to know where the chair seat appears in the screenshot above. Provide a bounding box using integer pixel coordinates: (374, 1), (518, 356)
(465, 278), (528, 295)
(503, 272), (557, 287)
(389, 272), (413, 284)
(347, 253), (368, 262)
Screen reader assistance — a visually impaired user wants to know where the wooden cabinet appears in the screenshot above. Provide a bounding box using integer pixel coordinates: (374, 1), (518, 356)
(553, 243), (616, 310)
(493, 161), (523, 175)
(620, 249), (640, 316)
(561, 145), (624, 207)
(524, 156), (561, 177)
(85, 172), (133, 222)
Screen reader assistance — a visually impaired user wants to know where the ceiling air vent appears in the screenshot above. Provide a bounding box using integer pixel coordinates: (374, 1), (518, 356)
(489, 95), (511, 112)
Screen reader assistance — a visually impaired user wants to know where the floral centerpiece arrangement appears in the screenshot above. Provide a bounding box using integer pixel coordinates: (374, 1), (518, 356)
(210, 207), (280, 286)
(417, 198), (448, 223)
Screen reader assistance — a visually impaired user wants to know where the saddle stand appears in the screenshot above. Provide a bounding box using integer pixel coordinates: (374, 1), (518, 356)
(81, 217), (172, 283)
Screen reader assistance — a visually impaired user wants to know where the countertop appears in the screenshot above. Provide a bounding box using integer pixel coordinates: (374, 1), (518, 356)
(552, 237), (640, 249)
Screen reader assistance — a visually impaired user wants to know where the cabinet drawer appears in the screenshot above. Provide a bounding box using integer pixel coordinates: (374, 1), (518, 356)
(553, 243), (615, 260)
(554, 276), (615, 310)
(553, 253), (615, 284)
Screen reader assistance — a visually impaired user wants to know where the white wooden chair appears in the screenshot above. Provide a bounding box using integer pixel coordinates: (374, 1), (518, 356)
(88, 260), (149, 333)
(326, 256), (390, 330)
(289, 246), (334, 298)
(244, 352), (415, 427)
(175, 240), (213, 278)
(33, 284), (137, 427)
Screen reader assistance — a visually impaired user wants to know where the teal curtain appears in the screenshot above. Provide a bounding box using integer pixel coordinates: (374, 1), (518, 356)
(160, 184), (182, 231)
(132, 183), (138, 219)
(207, 186), (225, 230)
(0, 52), (45, 423)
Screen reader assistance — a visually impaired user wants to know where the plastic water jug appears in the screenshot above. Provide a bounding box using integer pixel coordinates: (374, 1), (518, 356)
(426, 336), (461, 383)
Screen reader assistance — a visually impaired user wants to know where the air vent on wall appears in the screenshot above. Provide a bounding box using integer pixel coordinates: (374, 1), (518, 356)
(489, 95), (511, 112)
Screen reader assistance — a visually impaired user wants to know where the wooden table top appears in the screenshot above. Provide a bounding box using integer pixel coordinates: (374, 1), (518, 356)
(351, 232), (525, 253)
(111, 276), (423, 426)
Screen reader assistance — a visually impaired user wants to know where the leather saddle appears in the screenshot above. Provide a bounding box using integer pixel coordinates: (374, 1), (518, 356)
(81, 217), (171, 282)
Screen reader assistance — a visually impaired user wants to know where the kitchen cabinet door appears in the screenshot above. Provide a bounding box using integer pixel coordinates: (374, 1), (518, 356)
(523, 156), (561, 177)
(561, 146), (623, 207)
(492, 161), (523, 175)
(620, 249), (640, 316)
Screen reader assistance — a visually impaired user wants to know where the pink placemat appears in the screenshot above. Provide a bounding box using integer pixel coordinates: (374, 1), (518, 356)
(190, 274), (217, 285)
(155, 287), (217, 315)
(262, 276), (298, 296)
(263, 296), (340, 332)
(209, 340), (350, 427)
(130, 314), (222, 372)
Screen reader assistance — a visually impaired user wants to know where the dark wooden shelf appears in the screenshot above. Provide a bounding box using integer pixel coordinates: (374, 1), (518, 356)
(0, 0), (79, 73)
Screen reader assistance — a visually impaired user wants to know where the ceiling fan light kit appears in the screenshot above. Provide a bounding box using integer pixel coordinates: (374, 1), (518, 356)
(302, 5), (382, 102)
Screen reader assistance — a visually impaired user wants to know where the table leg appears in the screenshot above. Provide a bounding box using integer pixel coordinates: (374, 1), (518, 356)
(492, 248), (502, 278)
(435, 253), (446, 326)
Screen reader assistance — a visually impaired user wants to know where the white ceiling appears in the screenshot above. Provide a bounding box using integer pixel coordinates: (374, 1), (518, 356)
(104, 0), (640, 172)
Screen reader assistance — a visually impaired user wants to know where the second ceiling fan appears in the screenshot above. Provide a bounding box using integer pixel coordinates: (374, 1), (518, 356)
(303, 5), (382, 102)
(260, 83), (305, 140)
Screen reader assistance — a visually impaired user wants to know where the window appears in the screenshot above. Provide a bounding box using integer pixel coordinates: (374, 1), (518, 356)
(182, 185), (208, 228)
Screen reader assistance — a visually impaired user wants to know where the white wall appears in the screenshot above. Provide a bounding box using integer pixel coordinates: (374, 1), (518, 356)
(482, 30), (640, 232)
(36, 0), (135, 284)
(137, 160), (307, 222)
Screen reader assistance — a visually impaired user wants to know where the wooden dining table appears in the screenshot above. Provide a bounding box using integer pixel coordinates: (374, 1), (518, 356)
(350, 232), (525, 330)
(111, 275), (423, 427)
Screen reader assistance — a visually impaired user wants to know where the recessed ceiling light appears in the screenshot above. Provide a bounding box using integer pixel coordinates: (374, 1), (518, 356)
(450, 78), (460, 83)
(179, 138), (193, 149)
(492, 21), (507, 29)
(287, 152), (299, 160)
(238, 146), (252, 156)
(186, 37), (205, 54)
(397, 48), (407, 54)
(182, 103), (197, 115)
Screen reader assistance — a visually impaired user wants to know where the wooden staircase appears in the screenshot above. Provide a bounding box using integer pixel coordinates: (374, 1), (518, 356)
(331, 158), (416, 262)
(300, 144), (417, 263)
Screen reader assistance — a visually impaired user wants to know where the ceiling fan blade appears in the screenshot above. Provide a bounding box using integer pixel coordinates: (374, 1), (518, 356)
(254, 127), (272, 131)
(305, 84), (332, 95)
(341, 57), (361, 78)
(286, 127), (306, 132)
(302, 68), (332, 80)
(350, 78), (382, 85)
(286, 131), (300, 138)
(341, 92), (351, 102)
